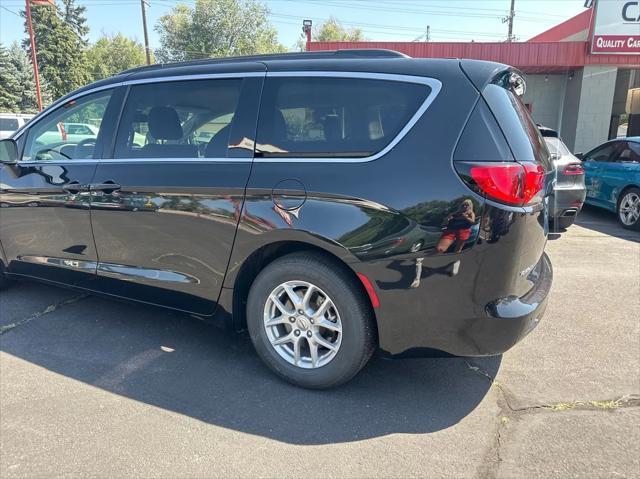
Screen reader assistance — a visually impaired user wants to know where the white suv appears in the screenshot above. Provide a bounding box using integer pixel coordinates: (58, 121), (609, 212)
(0, 113), (34, 139)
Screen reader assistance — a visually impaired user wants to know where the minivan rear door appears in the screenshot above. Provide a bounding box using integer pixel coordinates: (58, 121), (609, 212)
(89, 64), (265, 315)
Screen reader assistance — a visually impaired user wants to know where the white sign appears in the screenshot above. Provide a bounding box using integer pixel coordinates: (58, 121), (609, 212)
(592, 0), (640, 54)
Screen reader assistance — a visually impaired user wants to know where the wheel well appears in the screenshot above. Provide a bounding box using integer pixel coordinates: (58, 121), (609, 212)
(617, 185), (640, 207)
(231, 241), (378, 339)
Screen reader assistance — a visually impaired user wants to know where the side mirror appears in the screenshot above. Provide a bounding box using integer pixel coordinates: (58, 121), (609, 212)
(0, 139), (18, 164)
(575, 152), (584, 160)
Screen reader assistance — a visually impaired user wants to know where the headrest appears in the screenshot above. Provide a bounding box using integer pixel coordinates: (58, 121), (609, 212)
(148, 106), (183, 140)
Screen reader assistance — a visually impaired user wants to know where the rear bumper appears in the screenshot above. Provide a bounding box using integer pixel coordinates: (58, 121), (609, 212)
(549, 185), (586, 219)
(377, 252), (553, 358)
(465, 252), (553, 356)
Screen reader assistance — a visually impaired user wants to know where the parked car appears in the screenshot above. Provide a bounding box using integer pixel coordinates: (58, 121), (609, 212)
(538, 125), (586, 229)
(578, 138), (640, 230)
(0, 113), (33, 139)
(35, 122), (99, 145)
(0, 50), (553, 388)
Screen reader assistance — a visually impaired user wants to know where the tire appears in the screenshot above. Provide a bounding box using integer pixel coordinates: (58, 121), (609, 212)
(617, 187), (640, 231)
(246, 252), (376, 389)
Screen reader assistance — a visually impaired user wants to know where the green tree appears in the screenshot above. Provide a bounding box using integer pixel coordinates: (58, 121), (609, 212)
(86, 34), (150, 81)
(314, 17), (365, 42)
(155, 0), (286, 62)
(7, 41), (49, 113)
(22, 1), (90, 100)
(61, 0), (89, 42)
(0, 43), (20, 112)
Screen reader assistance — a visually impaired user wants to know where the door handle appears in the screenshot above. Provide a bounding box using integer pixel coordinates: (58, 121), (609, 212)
(63, 182), (89, 194)
(90, 181), (121, 193)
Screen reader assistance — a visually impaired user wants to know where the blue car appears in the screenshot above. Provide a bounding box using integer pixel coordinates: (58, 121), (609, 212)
(580, 138), (640, 230)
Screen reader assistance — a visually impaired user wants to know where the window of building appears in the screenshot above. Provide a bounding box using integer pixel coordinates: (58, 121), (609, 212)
(255, 77), (430, 158)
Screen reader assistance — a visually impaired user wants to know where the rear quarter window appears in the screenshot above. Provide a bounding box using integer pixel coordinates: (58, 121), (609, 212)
(256, 76), (431, 159)
(483, 84), (551, 170)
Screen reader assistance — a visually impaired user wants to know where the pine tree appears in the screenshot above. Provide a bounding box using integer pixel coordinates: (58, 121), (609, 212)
(7, 41), (46, 113)
(60, 0), (89, 44)
(22, 1), (90, 101)
(0, 43), (20, 112)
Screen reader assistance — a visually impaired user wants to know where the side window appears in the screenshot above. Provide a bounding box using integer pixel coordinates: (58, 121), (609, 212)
(22, 90), (113, 162)
(0, 118), (19, 131)
(114, 79), (242, 159)
(616, 142), (640, 163)
(585, 143), (619, 163)
(255, 77), (431, 158)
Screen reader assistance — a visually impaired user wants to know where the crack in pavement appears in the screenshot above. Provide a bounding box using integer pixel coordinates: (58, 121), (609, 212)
(0, 294), (88, 335)
(465, 360), (640, 479)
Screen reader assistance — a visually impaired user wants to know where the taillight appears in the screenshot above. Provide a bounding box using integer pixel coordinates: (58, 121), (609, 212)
(456, 162), (545, 206)
(563, 163), (584, 175)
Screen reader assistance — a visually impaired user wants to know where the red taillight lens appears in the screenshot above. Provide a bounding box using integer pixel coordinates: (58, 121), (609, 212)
(563, 163), (584, 175)
(466, 162), (545, 206)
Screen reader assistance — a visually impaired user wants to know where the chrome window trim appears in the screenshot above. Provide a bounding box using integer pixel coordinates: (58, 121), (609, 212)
(256, 71), (442, 164)
(12, 70), (441, 165)
(14, 157), (252, 166)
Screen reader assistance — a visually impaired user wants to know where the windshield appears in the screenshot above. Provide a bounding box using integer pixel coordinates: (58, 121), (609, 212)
(544, 137), (571, 157)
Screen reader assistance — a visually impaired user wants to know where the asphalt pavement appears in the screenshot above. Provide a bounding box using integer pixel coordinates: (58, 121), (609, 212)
(1, 204), (638, 478)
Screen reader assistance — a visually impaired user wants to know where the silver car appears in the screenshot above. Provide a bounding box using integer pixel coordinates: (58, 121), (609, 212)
(539, 126), (586, 229)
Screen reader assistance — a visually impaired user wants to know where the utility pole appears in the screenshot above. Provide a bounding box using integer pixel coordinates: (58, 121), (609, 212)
(140, 0), (151, 64)
(25, 0), (44, 111)
(505, 0), (516, 42)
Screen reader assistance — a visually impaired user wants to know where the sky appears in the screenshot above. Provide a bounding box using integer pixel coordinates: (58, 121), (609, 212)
(0, 0), (588, 51)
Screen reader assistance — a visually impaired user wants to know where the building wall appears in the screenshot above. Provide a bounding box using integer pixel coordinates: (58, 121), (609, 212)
(522, 74), (567, 131)
(573, 66), (618, 153)
(560, 69), (584, 150)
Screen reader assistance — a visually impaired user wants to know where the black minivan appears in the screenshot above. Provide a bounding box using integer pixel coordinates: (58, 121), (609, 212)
(0, 50), (553, 388)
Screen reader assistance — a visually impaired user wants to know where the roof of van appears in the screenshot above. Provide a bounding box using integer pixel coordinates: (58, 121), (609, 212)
(52, 50), (512, 108)
(121, 49), (411, 75)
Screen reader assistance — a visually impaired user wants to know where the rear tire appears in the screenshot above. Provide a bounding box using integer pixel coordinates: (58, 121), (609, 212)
(246, 252), (376, 389)
(617, 188), (640, 231)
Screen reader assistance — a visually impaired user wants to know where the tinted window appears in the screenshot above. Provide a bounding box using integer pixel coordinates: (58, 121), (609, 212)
(22, 90), (113, 162)
(114, 79), (242, 159)
(544, 137), (571, 157)
(585, 143), (619, 162)
(0, 118), (19, 130)
(256, 77), (430, 158)
(616, 142), (640, 163)
(483, 84), (551, 170)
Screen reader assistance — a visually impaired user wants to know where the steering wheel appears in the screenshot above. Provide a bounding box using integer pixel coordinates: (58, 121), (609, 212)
(74, 138), (97, 159)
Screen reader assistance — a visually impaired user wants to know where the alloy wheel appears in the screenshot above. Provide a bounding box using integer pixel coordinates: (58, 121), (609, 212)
(619, 192), (640, 226)
(263, 280), (342, 369)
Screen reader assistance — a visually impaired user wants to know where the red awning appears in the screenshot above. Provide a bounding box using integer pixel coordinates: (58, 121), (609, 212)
(308, 41), (640, 72)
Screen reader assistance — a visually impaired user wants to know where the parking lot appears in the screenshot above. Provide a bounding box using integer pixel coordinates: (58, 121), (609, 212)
(0, 205), (638, 478)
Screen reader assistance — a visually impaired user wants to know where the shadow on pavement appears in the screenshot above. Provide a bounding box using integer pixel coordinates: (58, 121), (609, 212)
(574, 204), (640, 242)
(0, 288), (499, 445)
